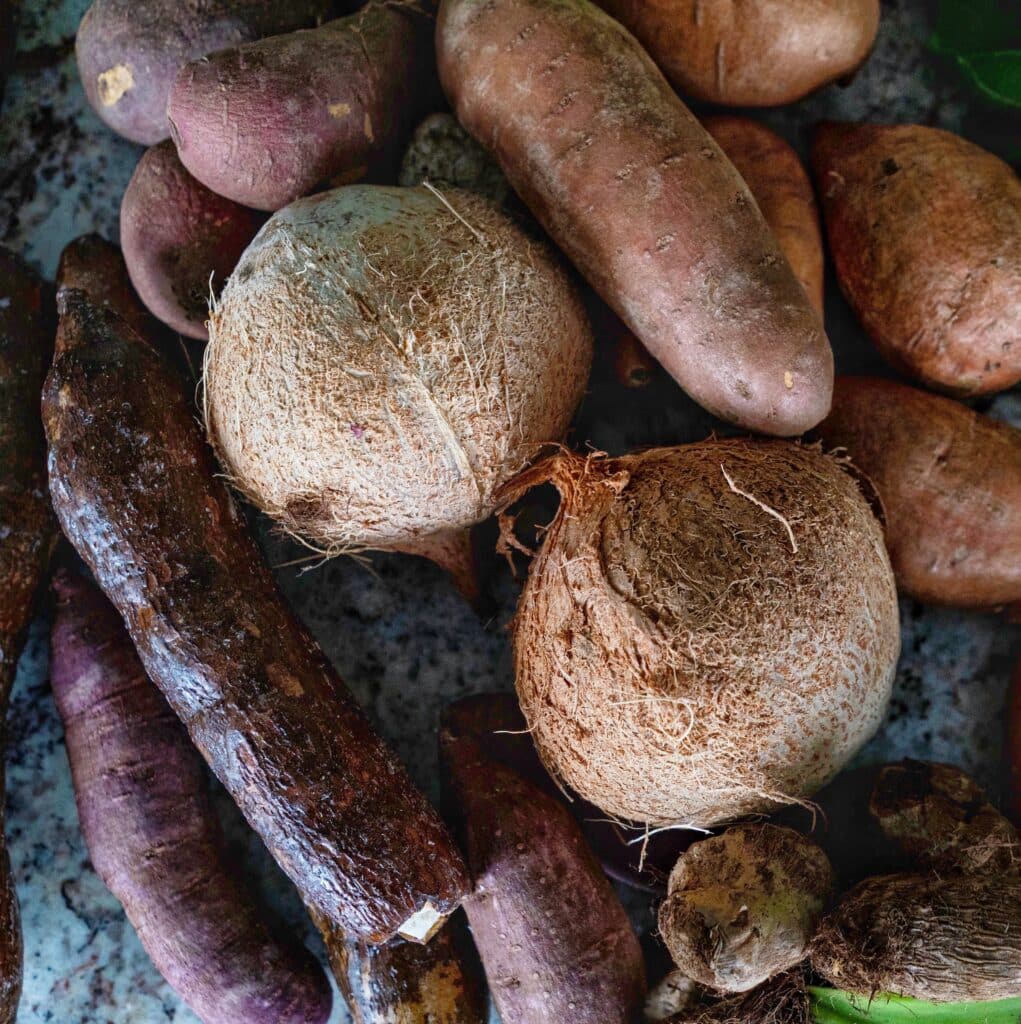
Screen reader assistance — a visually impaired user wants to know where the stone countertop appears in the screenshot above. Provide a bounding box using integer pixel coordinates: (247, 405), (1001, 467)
(2, 1), (1020, 1021)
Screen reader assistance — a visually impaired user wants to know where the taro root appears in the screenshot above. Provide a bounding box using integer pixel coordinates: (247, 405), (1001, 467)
(503, 440), (900, 827)
(812, 873), (1021, 1002)
(203, 185), (592, 599)
(869, 760), (1019, 875)
(663, 972), (809, 1024)
(658, 825), (833, 994)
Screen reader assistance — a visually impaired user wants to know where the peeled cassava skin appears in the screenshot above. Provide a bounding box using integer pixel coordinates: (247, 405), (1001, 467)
(168, 1), (438, 211)
(506, 441), (899, 827)
(204, 185), (591, 578)
(592, 0), (879, 107)
(811, 873), (1021, 1002)
(814, 377), (1021, 607)
(437, 0), (833, 436)
(812, 123), (1021, 396)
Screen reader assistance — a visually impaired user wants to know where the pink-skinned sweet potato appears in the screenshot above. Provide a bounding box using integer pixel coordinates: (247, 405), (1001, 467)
(437, 0), (832, 435)
(121, 141), (262, 339)
(168, 0), (440, 211)
(50, 569), (332, 1024)
(439, 694), (646, 1024)
(76, 0), (338, 145)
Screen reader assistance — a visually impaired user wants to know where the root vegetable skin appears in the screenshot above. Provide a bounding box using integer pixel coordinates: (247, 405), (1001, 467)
(812, 123), (1021, 396)
(437, 0), (833, 436)
(440, 695), (646, 1024)
(814, 376), (1021, 607)
(702, 117), (824, 317)
(168, 1), (439, 211)
(76, 0), (337, 145)
(43, 275), (469, 943)
(50, 571), (332, 1024)
(658, 825), (834, 994)
(1010, 658), (1021, 827)
(0, 249), (56, 1024)
(121, 141), (262, 340)
(503, 441), (899, 827)
(593, 0), (879, 106)
(811, 873), (1021, 1003)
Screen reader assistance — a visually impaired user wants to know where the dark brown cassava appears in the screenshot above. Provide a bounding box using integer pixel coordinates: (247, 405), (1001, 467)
(168, 1), (439, 211)
(812, 123), (1021, 396)
(440, 694), (646, 1024)
(811, 873), (1021, 1002)
(0, 248), (56, 1024)
(50, 570), (332, 1024)
(814, 376), (1021, 607)
(502, 441), (899, 827)
(42, 258), (469, 943)
(437, 0), (833, 436)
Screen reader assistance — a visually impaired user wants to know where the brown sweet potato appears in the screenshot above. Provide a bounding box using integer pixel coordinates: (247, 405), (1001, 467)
(814, 376), (1021, 607)
(121, 141), (262, 340)
(50, 570), (332, 1024)
(439, 694), (646, 1024)
(437, 0), (833, 436)
(593, 0), (879, 106)
(703, 116), (824, 317)
(168, 1), (439, 211)
(43, 244), (469, 944)
(76, 0), (337, 145)
(812, 123), (1021, 396)
(0, 249), (56, 1024)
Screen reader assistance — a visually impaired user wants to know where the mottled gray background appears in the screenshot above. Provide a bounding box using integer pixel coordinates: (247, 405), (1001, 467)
(2, 1), (1020, 1021)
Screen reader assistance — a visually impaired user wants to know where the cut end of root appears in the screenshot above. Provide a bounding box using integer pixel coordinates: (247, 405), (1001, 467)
(397, 901), (447, 944)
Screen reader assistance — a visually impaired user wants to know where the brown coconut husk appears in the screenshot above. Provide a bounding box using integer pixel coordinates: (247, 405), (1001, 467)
(500, 440), (900, 828)
(203, 184), (591, 590)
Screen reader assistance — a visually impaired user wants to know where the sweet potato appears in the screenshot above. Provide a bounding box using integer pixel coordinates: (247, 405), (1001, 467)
(168, 1), (439, 211)
(814, 376), (1021, 607)
(43, 246), (469, 944)
(50, 569), (332, 1024)
(0, 248), (56, 1024)
(437, 0), (833, 436)
(812, 123), (1021, 396)
(703, 117), (824, 317)
(121, 141), (262, 340)
(593, 0), (879, 106)
(76, 0), (337, 145)
(440, 694), (646, 1024)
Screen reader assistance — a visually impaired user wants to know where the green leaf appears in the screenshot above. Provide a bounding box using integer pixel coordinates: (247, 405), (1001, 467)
(808, 988), (1021, 1024)
(930, 0), (1021, 56)
(954, 50), (1021, 109)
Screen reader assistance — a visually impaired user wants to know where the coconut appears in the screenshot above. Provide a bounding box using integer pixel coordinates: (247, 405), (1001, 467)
(503, 440), (900, 827)
(203, 184), (592, 592)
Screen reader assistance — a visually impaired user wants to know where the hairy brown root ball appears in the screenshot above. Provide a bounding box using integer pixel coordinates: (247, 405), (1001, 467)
(658, 825), (833, 994)
(204, 185), (592, 575)
(505, 440), (899, 826)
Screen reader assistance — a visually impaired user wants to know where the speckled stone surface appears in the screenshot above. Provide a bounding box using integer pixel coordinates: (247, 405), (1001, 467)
(1, 1), (1020, 1021)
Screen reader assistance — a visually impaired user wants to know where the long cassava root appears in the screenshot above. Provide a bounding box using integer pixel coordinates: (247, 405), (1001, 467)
(50, 570), (332, 1024)
(43, 238), (469, 944)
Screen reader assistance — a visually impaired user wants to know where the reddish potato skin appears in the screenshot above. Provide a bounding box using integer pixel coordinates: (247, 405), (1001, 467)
(76, 0), (337, 145)
(1009, 658), (1021, 827)
(0, 249), (56, 1024)
(438, 0), (832, 436)
(812, 123), (1021, 396)
(440, 694), (646, 1024)
(703, 116), (824, 317)
(50, 570), (332, 1024)
(168, 1), (439, 211)
(814, 377), (1021, 607)
(592, 0), (879, 106)
(43, 270), (469, 942)
(121, 142), (262, 340)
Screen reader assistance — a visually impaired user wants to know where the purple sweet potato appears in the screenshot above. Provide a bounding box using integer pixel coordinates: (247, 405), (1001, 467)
(0, 248), (56, 1024)
(121, 141), (262, 339)
(168, 0), (440, 211)
(76, 0), (337, 145)
(440, 694), (646, 1024)
(50, 569), (332, 1024)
